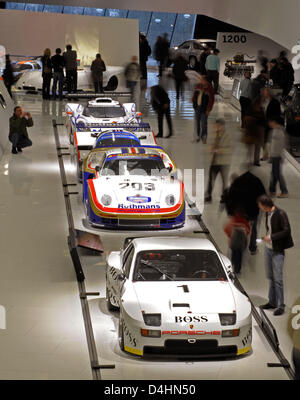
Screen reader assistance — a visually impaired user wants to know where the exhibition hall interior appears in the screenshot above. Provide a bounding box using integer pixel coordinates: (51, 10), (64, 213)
(0, 0), (299, 382)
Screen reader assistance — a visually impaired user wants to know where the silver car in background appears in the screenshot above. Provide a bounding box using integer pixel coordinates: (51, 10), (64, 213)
(169, 39), (216, 70)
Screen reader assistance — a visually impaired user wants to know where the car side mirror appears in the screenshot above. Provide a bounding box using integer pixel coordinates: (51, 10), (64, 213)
(220, 254), (233, 274)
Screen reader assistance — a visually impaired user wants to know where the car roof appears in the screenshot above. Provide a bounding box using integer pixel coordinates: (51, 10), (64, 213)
(131, 237), (217, 252)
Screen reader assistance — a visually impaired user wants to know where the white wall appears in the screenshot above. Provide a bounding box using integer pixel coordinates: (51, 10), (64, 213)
(0, 9), (139, 67)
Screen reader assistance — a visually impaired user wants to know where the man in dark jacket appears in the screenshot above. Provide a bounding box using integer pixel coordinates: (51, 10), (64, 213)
(258, 195), (294, 316)
(199, 48), (211, 76)
(191, 75), (215, 143)
(279, 57), (294, 99)
(63, 44), (77, 93)
(139, 33), (151, 80)
(51, 48), (65, 100)
(224, 169), (266, 254)
(9, 106), (33, 154)
(150, 85), (173, 138)
(90, 53), (106, 93)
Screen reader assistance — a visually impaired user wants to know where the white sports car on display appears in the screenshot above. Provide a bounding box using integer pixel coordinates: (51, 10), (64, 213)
(106, 237), (252, 358)
(65, 97), (142, 141)
(84, 148), (184, 229)
(10, 59), (123, 92)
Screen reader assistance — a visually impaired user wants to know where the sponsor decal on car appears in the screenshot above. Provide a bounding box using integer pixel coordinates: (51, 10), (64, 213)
(175, 316), (208, 323)
(118, 204), (160, 210)
(162, 330), (221, 336)
(127, 195), (151, 204)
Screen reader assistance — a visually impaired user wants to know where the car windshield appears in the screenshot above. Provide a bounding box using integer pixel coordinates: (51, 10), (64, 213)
(133, 250), (227, 281)
(82, 106), (126, 118)
(102, 157), (166, 176)
(96, 137), (140, 147)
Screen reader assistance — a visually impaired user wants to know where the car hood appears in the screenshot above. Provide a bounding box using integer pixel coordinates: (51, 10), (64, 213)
(132, 281), (236, 315)
(93, 175), (181, 208)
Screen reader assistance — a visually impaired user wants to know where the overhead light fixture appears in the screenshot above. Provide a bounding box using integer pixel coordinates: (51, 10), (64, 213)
(154, 18), (161, 23)
(184, 14), (191, 19)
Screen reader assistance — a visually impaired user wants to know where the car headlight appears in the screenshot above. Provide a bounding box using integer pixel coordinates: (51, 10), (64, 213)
(77, 120), (85, 126)
(101, 194), (112, 206)
(165, 194), (175, 206)
(143, 313), (161, 327)
(219, 313), (236, 326)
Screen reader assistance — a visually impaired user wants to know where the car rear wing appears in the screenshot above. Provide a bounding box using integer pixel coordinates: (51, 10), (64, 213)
(65, 92), (131, 99)
(76, 122), (151, 131)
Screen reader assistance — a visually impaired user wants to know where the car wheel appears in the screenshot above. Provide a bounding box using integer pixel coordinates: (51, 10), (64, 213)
(105, 76), (118, 91)
(106, 286), (119, 312)
(189, 56), (197, 70)
(118, 315), (125, 352)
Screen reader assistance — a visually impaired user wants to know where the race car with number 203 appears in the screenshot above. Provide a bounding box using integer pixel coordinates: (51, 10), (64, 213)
(65, 97), (142, 141)
(106, 236), (252, 358)
(84, 148), (184, 229)
(73, 126), (158, 181)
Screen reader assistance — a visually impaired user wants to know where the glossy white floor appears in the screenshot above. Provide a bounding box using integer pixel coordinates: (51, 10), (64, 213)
(0, 71), (298, 380)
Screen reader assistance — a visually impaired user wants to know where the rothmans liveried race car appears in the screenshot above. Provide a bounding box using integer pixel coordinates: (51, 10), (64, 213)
(76, 128), (158, 181)
(84, 148), (184, 229)
(106, 236), (252, 358)
(66, 97), (142, 140)
(73, 125), (157, 172)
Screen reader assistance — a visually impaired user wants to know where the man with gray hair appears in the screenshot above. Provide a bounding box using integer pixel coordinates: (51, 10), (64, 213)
(205, 118), (232, 203)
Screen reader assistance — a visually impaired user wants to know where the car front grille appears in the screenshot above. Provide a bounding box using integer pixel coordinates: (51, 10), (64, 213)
(144, 340), (237, 357)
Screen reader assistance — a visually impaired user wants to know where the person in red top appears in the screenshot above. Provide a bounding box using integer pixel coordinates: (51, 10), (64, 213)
(224, 211), (251, 274)
(191, 75), (215, 143)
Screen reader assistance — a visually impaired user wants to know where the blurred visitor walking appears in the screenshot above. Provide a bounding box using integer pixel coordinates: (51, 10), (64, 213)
(150, 84), (173, 138)
(205, 48), (220, 94)
(172, 55), (188, 100)
(3, 54), (14, 98)
(124, 56), (140, 102)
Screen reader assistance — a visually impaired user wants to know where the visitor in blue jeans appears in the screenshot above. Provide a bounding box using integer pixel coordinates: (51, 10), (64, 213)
(257, 195), (294, 316)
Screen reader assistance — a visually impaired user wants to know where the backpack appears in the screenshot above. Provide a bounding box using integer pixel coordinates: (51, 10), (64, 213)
(230, 227), (248, 251)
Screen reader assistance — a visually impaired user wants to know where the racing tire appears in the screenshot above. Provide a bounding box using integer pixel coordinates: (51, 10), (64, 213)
(189, 56), (198, 70)
(106, 286), (119, 312)
(118, 316), (125, 352)
(105, 76), (118, 91)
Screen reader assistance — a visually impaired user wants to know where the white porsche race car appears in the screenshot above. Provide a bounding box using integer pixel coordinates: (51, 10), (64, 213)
(66, 97), (142, 141)
(106, 236), (252, 358)
(11, 59), (123, 92)
(85, 148), (184, 229)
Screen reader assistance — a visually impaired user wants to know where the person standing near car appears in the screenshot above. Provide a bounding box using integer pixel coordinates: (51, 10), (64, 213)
(90, 53), (106, 93)
(191, 75), (214, 143)
(41, 48), (52, 100)
(51, 48), (65, 100)
(258, 194), (294, 316)
(199, 47), (211, 76)
(9, 106), (33, 154)
(205, 48), (220, 94)
(63, 44), (77, 93)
